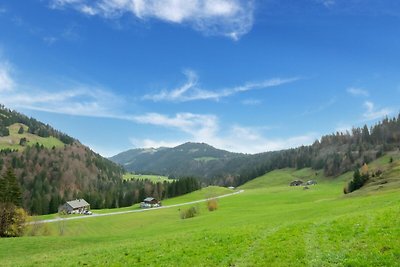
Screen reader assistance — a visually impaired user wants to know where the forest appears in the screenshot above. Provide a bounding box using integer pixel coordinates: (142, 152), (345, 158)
(111, 114), (400, 187)
(0, 105), (200, 215)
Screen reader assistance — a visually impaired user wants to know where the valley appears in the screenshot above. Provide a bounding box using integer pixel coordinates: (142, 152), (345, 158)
(1, 154), (399, 266)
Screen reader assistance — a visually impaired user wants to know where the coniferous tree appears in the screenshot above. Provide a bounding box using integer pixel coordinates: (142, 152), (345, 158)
(0, 168), (22, 206)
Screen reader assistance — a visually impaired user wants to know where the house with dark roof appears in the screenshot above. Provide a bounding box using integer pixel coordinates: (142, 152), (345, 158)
(61, 199), (90, 214)
(140, 197), (161, 208)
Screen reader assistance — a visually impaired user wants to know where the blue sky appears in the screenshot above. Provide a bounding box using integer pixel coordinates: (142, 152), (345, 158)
(0, 0), (399, 156)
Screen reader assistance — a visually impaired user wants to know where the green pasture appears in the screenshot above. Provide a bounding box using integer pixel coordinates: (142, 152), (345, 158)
(0, 123), (64, 151)
(123, 173), (173, 183)
(1, 156), (400, 266)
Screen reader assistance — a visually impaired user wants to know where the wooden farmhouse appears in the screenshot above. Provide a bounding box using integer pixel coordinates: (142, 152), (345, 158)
(62, 199), (90, 214)
(140, 197), (161, 208)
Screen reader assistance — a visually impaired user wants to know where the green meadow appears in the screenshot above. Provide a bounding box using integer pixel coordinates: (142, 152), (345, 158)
(1, 156), (400, 266)
(123, 173), (173, 183)
(0, 123), (64, 150)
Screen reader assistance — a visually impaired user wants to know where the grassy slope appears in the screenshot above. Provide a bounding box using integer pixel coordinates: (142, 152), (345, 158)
(0, 123), (64, 150)
(1, 156), (400, 266)
(123, 173), (173, 183)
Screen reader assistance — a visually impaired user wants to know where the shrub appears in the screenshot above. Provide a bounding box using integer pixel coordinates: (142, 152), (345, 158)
(180, 206), (198, 219)
(346, 169), (369, 194)
(0, 203), (27, 237)
(207, 198), (218, 212)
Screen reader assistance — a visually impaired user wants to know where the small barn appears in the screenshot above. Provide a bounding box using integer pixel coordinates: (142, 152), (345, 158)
(62, 199), (90, 214)
(140, 197), (161, 208)
(290, 180), (304, 186)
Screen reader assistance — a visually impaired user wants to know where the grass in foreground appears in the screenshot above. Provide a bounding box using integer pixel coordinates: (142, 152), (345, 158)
(1, 156), (400, 266)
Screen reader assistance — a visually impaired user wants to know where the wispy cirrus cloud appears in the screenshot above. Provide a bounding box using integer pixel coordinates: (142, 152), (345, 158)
(363, 101), (393, 121)
(347, 87), (369, 97)
(241, 98), (262, 106)
(143, 70), (300, 102)
(131, 112), (218, 140)
(0, 65), (123, 118)
(49, 0), (255, 40)
(128, 112), (318, 154)
(0, 62), (14, 92)
(0, 59), (317, 154)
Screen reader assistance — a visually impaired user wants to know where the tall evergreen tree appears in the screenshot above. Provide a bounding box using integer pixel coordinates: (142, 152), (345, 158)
(0, 168), (22, 206)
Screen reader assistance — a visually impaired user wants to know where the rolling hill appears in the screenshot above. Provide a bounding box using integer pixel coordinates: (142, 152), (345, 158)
(0, 105), (206, 215)
(111, 115), (400, 188)
(1, 153), (399, 266)
(110, 142), (242, 179)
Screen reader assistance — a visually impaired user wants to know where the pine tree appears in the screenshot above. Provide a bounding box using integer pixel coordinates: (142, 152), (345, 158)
(0, 168), (22, 206)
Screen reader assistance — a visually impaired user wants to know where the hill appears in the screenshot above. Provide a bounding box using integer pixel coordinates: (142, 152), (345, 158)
(111, 115), (400, 187)
(1, 154), (399, 266)
(0, 105), (200, 215)
(110, 142), (242, 179)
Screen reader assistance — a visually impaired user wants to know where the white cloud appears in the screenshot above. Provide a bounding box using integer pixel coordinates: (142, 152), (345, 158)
(130, 138), (184, 149)
(242, 98), (262, 105)
(0, 62), (14, 92)
(347, 87), (369, 97)
(130, 112), (218, 140)
(143, 70), (300, 102)
(0, 84), (124, 118)
(363, 101), (393, 121)
(49, 0), (255, 40)
(129, 113), (318, 154)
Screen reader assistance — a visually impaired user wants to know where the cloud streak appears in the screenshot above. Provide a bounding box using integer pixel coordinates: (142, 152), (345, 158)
(50, 0), (255, 40)
(0, 59), (124, 118)
(347, 87), (369, 97)
(143, 70), (300, 102)
(0, 62), (15, 92)
(363, 101), (393, 121)
(130, 119), (319, 154)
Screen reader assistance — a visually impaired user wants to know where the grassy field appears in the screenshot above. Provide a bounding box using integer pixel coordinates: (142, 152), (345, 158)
(194, 156), (218, 162)
(1, 156), (400, 266)
(123, 173), (173, 183)
(0, 123), (64, 150)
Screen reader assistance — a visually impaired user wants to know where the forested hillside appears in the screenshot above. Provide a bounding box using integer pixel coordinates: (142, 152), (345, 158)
(112, 115), (400, 187)
(0, 105), (200, 215)
(110, 142), (241, 180)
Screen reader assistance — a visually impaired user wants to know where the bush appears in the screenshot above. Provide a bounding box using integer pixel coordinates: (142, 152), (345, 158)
(180, 206), (198, 219)
(207, 198), (218, 212)
(0, 203), (27, 237)
(346, 169), (369, 194)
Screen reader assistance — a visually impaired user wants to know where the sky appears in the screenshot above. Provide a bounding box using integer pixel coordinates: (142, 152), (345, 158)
(0, 0), (400, 157)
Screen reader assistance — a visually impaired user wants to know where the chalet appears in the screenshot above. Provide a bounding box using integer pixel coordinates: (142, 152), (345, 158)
(290, 180), (304, 186)
(62, 199), (90, 214)
(140, 197), (161, 208)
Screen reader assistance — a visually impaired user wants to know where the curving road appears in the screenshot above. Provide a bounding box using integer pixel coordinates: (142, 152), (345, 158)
(29, 189), (244, 225)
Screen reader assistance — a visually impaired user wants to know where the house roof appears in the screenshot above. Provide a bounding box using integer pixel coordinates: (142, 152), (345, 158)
(66, 199), (90, 209)
(144, 197), (156, 202)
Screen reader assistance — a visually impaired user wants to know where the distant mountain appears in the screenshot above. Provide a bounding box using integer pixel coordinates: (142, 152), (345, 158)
(112, 115), (400, 187)
(110, 142), (242, 179)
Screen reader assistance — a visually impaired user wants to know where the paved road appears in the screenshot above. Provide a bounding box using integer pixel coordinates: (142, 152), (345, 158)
(29, 189), (244, 225)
